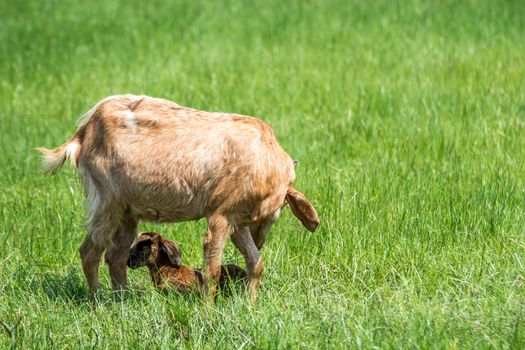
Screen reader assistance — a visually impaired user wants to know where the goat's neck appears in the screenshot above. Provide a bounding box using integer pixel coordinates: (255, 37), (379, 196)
(146, 263), (180, 286)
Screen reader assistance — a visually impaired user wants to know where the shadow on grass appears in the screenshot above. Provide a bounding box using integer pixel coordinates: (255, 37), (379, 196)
(38, 268), (88, 303)
(35, 268), (246, 305)
(37, 269), (152, 305)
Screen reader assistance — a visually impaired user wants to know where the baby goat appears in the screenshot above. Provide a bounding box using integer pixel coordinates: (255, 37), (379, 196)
(127, 232), (246, 293)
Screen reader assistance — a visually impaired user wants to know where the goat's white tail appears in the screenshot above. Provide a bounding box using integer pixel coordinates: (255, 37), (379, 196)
(35, 96), (109, 174)
(35, 136), (81, 174)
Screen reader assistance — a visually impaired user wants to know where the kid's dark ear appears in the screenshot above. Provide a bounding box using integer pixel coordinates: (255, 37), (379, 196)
(133, 234), (152, 250)
(138, 235), (153, 244)
(160, 239), (182, 267)
(285, 187), (320, 232)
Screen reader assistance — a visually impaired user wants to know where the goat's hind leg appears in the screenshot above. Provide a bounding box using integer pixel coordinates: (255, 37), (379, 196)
(80, 197), (123, 296)
(105, 210), (138, 292)
(79, 235), (104, 296)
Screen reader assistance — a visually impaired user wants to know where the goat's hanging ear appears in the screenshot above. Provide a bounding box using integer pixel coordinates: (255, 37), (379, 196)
(160, 239), (182, 267)
(285, 187), (320, 232)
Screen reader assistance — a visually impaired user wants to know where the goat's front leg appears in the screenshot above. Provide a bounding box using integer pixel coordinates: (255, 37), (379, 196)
(231, 226), (262, 303)
(249, 210), (280, 250)
(203, 215), (231, 302)
(105, 214), (138, 293)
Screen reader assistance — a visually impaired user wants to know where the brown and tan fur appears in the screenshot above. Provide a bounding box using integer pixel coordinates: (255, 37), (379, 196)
(127, 232), (246, 293)
(37, 94), (319, 301)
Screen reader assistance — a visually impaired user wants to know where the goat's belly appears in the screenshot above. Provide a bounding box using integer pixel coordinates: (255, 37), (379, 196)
(135, 207), (203, 223)
(123, 183), (207, 223)
(131, 202), (205, 223)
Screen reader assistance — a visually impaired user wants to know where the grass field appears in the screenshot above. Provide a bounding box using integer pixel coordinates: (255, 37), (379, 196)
(1, 0), (525, 348)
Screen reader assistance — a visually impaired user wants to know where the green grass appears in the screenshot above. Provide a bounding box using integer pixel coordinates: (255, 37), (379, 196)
(1, 0), (525, 348)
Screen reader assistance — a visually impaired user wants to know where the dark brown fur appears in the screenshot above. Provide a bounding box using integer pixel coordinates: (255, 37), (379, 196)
(128, 232), (246, 292)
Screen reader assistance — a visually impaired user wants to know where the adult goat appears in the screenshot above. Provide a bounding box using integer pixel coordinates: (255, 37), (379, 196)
(37, 94), (319, 301)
